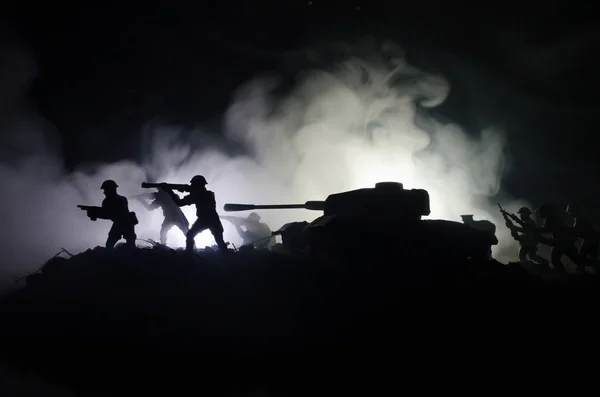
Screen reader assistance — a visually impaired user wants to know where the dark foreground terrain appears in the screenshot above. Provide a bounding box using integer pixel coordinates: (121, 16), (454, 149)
(1, 245), (599, 395)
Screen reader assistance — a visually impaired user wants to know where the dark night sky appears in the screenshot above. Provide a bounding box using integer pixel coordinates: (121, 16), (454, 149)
(3, 1), (600, 212)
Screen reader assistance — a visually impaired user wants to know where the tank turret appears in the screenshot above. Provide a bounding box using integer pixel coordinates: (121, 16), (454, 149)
(223, 181), (430, 220)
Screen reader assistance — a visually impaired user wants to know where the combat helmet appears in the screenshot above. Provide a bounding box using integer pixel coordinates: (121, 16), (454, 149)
(190, 175), (207, 186)
(101, 180), (118, 190)
(517, 207), (532, 216)
(248, 212), (261, 222)
(536, 203), (554, 218)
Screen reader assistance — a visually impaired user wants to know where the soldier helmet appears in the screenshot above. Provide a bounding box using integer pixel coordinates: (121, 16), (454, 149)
(517, 207), (532, 215)
(101, 180), (118, 190)
(536, 203), (553, 217)
(248, 212), (261, 222)
(190, 175), (207, 186)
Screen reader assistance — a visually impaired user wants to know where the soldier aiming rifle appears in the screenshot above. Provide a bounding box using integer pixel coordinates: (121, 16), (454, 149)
(498, 203), (548, 265)
(78, 180), (138, 249)
(143, 176), (228, 253)
(134, 189), (190, 246)
(221, 212), (274, 250)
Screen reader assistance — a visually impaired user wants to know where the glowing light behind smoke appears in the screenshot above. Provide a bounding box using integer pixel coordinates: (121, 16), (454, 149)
(0, 40), (528, 287)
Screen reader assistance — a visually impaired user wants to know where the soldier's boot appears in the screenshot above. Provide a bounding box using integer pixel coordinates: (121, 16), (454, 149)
(213, 233), (229, 253)
(159, 226), (169, 246)
(185, 238), (195, 253)
(106, 235), (119, 250)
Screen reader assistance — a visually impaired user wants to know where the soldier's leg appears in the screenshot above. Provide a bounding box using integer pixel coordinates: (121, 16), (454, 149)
(177, 221), (190, 237)
(518, 246), (528, 262)
(159, 221), (173, 245)
(564, 245), (584, 272)
(550, 247), (567, 274)
(123, 224), (137, 248)
(580, 241), (599, 267)
(186, 219), (206, 252)
(106, 223), (121, 249)
(209, 220), (228, 251)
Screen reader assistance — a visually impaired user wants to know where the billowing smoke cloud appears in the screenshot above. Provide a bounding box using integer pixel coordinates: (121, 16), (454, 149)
(0, 38), (527, 287)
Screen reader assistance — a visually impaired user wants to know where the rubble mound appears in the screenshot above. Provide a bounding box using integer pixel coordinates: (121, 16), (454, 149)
(0, 246), (599, 394)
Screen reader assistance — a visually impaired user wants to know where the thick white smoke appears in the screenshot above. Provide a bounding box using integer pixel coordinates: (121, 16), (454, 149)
(0, 38), (526, 287)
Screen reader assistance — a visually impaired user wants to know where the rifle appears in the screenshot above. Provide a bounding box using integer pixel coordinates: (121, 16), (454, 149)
(497, 203), (523, 226)
(497, 203), (523, 241)
(141, 182), (191, 192)
(78, 205), (138, 225)
(77, 205), (103, 221)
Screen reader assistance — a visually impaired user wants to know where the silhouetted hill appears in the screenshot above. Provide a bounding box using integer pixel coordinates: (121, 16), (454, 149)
(0, 246), (599, 395)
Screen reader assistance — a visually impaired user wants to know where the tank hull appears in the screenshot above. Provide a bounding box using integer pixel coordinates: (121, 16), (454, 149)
(280, 216), (498, 262)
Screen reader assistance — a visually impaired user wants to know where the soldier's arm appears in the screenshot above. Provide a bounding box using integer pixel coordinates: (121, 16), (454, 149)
(209, 192), (217, 210)
(504, 218), (523, 232)
(121, 196), (131, 215)
(510, 224), (526, 233)
(172, 193), (193, 207)
(534, 222), (555, 243)
(95, 200), (111, 220)
(159, 187), (187, 206)
(135, 198), (154, 211)
(147, 199), (160, 211)
(509, 214), (526, 228)
(235, 224), (249, 238)
(538, 223), (551, 233)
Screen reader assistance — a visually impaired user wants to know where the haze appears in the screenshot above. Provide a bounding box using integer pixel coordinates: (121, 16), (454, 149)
(0, 39), (526, 286)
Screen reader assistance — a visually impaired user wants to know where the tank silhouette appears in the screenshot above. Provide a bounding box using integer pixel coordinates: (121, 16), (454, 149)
(224, 182), (497, 261)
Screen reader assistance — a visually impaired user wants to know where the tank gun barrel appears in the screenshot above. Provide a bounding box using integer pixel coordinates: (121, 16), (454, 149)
(223, 201), (325, 212)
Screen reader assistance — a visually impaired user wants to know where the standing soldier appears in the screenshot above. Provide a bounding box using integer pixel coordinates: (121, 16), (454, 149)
(78, 180), (138, 249)
(159, 175), (228, 253)
(566, 203), (599, 268)
(536, 203), (580, 274)
(135, 189), (190, 246)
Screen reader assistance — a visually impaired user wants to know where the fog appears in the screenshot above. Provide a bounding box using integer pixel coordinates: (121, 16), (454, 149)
(0, 38), (527, 286)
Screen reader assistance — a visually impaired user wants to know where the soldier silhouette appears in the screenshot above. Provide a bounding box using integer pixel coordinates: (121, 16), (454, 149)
(536, 203), (580, 274)
(566, 203), (599, 268)
(504, 207), (548, 265)
(221, 212), (274, 249)
(79, 180), (137, 249)
(136, 189), (190, 246)
(159, 175), (228, 252)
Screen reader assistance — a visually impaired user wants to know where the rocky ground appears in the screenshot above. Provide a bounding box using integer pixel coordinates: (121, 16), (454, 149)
(0, 245), (598, 395)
